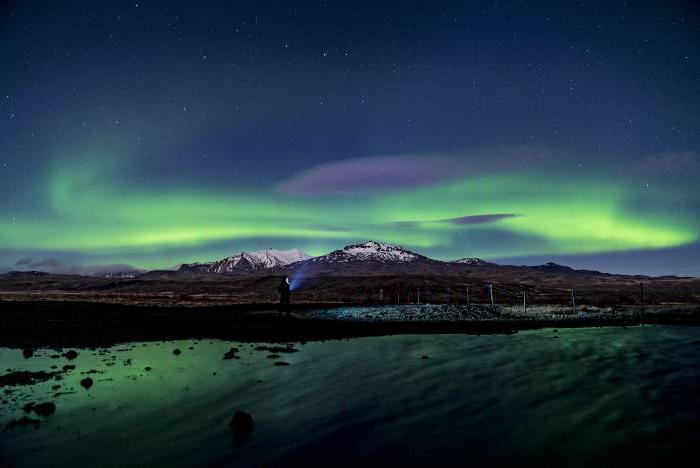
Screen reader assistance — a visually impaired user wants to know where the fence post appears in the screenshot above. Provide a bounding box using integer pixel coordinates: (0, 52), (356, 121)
(466, 286), (470, 306)
(571, 289), (576, 314)
(489, 283), (494, 306)
(416, 288), (420, 304)
(523, 289), (527, 314)
(640, 282), (644, 320)
(379, 288), (383, 302)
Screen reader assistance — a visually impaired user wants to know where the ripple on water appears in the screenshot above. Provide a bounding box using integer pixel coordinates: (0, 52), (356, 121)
(0, 325), (699, 467)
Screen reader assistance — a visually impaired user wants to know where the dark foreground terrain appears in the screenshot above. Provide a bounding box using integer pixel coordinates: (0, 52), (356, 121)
(1, 300), (698, 349)
(2, 264), (699, 307)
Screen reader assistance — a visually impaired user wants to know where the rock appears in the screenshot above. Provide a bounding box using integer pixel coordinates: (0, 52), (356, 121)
(173, 349), (181, 356)
(266, 354), (280, 359)
(144, 367), (152, 372)
(80, 377), (93, 390)
(223, 348), (239, 360)
(62, 365), (76, 371)
(63, 350), (78, 360)
(32, 402), (56, 416)
(6, 416), (41, 430)
(0, 371), (57, 387)
(229, 411), (253, 437)
(421, 355), (430, 359)
(274, 361), (290, 366)
(22, 349), (34, 359)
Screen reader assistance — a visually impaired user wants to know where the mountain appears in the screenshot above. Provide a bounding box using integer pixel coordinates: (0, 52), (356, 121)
(179, 248), (311, 273)
(305, 241), (427, 264)
(451, 257), (495, 266)
(532, 262), (574, 273)
(95, 271), (142, 279)
(530, 262), (611, 276)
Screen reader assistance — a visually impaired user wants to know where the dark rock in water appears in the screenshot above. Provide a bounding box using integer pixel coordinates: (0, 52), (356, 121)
(421, 355), (430, 359)
(63, 350), (78, 360)
(50, 354), (60, 359)
(80, 377), (93, 389)
(0, 371), (57, 387)
(230, 410), (253, 437)
(223, 348), (240, 360)
(144, 367), (152, 372)
(32, 402), (56, 416)
(266, 354), (280, 359)
(274, 361), (290, 366)
(23, 402), (34, 413)
(6, 416), (41, 430)
(62, 364), (76, 371)
(22, 349), (34, 359)
(552, 329), (558, 333)
(173, 349), (182, 355)
(52, 384), (61, 390)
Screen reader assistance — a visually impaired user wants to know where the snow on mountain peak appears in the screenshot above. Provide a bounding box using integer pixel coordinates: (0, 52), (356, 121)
(310, 241), (424, 263)
(180, 248), (311, 273)
(451, 257), (494, 266)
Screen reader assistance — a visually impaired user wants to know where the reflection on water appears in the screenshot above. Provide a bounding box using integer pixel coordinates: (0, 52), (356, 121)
(1, 325), (699, 467)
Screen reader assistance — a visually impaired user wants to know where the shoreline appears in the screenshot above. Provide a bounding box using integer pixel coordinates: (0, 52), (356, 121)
(1, 300), (699, 348)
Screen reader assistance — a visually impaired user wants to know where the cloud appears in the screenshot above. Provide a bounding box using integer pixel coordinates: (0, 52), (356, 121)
(393, 214), (519, 228)
(304, 223), (353, 232)
(445, 214), (520, 225)
(275, 154), (461, 195)
(30, 258), (62, 269)
(631, 151), (700, 176)
(10, 258), (142, 276)
(276, 147), (551, 195)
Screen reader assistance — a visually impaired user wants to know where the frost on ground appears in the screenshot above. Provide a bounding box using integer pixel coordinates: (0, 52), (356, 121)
(307, 304), (636, 322)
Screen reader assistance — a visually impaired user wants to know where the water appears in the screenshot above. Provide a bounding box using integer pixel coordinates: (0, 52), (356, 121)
(1, 325), (699, 467)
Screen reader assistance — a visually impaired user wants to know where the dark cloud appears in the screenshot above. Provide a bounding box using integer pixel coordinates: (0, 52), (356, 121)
(445, 214), (520, 225)
(394, 213), (520, 228)
(31, 258), (62, 269)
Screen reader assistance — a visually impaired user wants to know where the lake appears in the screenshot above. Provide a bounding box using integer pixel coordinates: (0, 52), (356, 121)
(1, 325), (699, 466)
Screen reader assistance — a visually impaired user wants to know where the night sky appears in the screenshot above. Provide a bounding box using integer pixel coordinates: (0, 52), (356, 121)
(1, 0), (699, 276)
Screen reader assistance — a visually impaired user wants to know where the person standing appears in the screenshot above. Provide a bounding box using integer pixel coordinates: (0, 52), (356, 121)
(278, 276), (291, 315)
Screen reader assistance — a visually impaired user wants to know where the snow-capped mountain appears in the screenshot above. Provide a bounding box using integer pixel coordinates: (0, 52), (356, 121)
(306, 241), (427, 264)
(180, 248), (311, 273)
(451, 257), (494, 266)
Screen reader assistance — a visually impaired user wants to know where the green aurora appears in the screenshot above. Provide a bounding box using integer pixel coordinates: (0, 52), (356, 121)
(1, 155), (696, 270)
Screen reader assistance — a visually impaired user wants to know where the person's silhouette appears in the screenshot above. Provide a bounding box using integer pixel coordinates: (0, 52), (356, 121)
(278, 276), (291, 315)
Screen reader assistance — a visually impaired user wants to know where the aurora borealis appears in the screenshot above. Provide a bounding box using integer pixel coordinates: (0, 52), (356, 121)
(1, 1), (699, 275)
